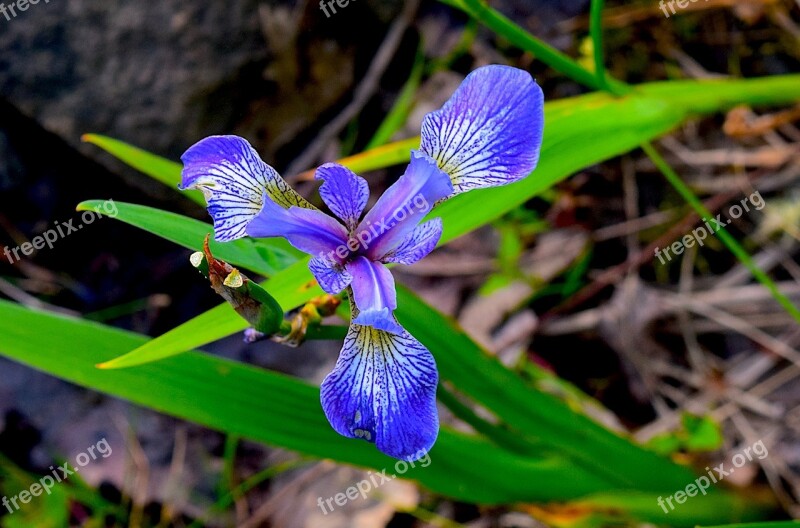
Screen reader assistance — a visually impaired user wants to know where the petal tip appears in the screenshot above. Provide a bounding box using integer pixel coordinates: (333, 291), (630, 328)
(420, 65), (544, 195)
(179, 135), (272, 241)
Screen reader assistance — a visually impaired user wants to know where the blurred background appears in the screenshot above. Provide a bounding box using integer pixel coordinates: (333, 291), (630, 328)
(1, 0), (800, 526)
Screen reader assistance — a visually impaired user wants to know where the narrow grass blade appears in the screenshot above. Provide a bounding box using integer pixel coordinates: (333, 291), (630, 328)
(82, 134), (204, 206)
(441, 0), (629, 93)
(642, 142), (800, 324)
(589, 0), (614, 93)
(77, 200), (299, 277)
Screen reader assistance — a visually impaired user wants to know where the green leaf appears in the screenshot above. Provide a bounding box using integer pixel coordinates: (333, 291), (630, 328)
(76, 201), (299, 277)
(0, 455), (70, 528)
(682, 414), (724, 452)
(435, 93), (683, 244)
(395, 286), (699, 491)
(637, 75), (800, 112)
(646, 413), (723, 455)
(550, 491), (771, 527)
(698, 521), (800, 528)
(336, 137), (419, 174)
(0, 300), (771, 524)
(588, 0), (613, 93)
(441, 0), (630, 94)
(82, 134), (204, 206)
(0, 299), (622, 505)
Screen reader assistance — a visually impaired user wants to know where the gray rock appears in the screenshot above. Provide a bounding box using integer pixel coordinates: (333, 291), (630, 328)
(1, 1), (269, 155)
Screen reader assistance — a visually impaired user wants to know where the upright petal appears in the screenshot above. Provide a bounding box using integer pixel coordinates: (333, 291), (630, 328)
(420, 65), (544, 195)
(356, 151), (453, 260)
(180, 135), (315, 241)
(316, 164), (369, 231)
(380, 218), (443, 265)
(246, 196), (348, 260)
(346, 257), (402, 334)
(320, 317), (439, 460)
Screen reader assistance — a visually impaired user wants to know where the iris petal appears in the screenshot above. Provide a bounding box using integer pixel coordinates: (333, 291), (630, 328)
(309, 257), (353, 295)
(315, 163), (369, 231)
(355, 151), (452, 260)
(420, 65), (544, 194)
(346, 257), (402, 334)
(320, 313), (439, 460)
(246, 196), (348, 258)
(180, 135), (315, 241)
(381, 218), (443, 266)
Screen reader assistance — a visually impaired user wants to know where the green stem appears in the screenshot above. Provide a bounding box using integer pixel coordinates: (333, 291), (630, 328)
(443, 0), (631, 93)
(642, 142), (800, 324)
(589, 0), (614, 93)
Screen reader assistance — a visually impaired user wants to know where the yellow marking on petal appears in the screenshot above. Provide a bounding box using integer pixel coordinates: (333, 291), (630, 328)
(354, 410), (362, 423)
(223, 269), (244, 288)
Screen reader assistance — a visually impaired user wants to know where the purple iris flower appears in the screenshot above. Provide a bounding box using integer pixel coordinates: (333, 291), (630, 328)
(180, 65), (544, 460)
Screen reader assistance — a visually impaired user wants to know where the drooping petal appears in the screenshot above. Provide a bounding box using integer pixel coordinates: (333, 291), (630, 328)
(346, 256), (402, 334)
(320, 316), (439, 460)
(420, 65), (544, 195)
(309, 257), (352, 295)
(355, 151), (453, 260)
(380, 218), (443, 265)
(180, 135), (315, 241)
(315, 163), (369, 231)
(246, 195), (348, 260)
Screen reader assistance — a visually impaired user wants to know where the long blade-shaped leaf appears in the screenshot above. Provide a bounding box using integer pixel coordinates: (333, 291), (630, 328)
(0, 301), (766, 525)
(82, 134), (204, 206)
(77, 201), (299, 277)
(0, 300), (610, 503)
